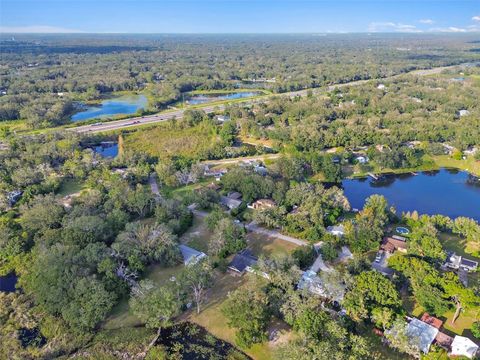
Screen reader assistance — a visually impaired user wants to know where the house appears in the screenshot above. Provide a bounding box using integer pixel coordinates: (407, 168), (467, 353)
(228, 249), (258, 275)
(227, 191), (242, 200)
(220, 196), (242, 210)
(204, 166), (227, 180)
(458, 109), (470, 117)
(377, 84), (386, 90)
(215, 115), (230, 123)
(297, 270), (345, 303)
(355, 155), (368, 164)
(464, 147), (478, 156)
(7, 190), (22, 207)
(380, 236), (407, 254)
(450, 335), (479, 359)
(326, 225), (345, 237)
(179, 244), (207, 266)
(253, 165), (268, 176)
(406, 318), (439, 354)
(248, 198), (276, 210)
(444, 252), (478, 272)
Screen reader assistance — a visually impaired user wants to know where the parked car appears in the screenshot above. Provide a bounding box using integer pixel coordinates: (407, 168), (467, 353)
(374, 252), (383, 263)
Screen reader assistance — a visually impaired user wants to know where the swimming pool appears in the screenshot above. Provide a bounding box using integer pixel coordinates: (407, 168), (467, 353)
(396, 227), (410, 235)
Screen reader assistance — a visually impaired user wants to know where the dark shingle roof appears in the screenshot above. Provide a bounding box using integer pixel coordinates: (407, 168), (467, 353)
(228, 250), (258, 273)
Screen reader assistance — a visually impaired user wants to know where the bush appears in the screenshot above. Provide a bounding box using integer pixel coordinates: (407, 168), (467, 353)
(472, 322), (480, 339)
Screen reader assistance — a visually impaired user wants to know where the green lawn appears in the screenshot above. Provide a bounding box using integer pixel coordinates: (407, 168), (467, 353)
(438, 232), (480, 259)
(179, 215), (212, 253)
(57, 178), (85, 197)
(247, 233), (299, 258)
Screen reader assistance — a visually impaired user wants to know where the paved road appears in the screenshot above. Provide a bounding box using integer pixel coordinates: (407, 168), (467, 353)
(201, 153), (281, 166)
(68, 62), (475, 135)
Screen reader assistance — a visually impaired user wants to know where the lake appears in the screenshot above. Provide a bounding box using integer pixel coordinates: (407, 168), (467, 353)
(0, 272), (18, 293)
(71, 94), (147, 122)
(187, 92), (260, 105)
(342, 169), (480, 221)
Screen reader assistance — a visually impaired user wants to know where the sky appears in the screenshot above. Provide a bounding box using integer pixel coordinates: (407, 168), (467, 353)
(1, 0), (480, 34)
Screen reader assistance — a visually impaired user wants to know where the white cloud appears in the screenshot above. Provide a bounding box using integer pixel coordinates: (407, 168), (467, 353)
(419, 19), (434, 25)
(472, 16), (480, 21)
(430, 26), (467, 33)
(0, 25), (84, 33)
(368, 22), (421, 33)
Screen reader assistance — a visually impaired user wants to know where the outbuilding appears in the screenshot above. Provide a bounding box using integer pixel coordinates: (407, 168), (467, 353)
(450, 335), (479, 359)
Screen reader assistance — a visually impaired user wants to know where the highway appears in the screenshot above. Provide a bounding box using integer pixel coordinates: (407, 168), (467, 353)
(68, 62), (477, 134)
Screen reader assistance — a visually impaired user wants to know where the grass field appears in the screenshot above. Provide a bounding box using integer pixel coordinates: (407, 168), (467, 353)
(188, 273), (288, 360)
(57, 178), (85, 197)
(247, 233), (299, 258)
(180, 215), (212, 253)
(124, 121), (219, 159)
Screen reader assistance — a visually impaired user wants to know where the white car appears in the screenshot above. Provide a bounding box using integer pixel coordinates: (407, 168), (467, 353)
(374, 252), (383, 263)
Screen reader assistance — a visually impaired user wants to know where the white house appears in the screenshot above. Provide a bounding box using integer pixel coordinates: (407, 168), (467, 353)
(326, 225), (345, 237)
(450, 336), (479, 359)
(458, 109), (470, 117)
(355, 156), (368, 164)
(377, 84), (386, 90)
(405, 318), (439, 354)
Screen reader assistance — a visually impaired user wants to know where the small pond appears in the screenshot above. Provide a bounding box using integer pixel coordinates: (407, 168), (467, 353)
(93, 142), (118, 158)
(342, 169), (480, 221)
(187, 92), (260, 105)
(0, 272), (18, 293)
(71, 94), (147, 122)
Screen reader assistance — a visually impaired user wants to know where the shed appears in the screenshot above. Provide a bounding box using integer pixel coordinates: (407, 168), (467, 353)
(451, 336), (479, 359)
(179, 245), (207, 266)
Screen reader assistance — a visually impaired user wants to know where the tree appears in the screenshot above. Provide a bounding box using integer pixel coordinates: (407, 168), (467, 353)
(127, 184), (155, 218)
(130, 280), (183, 349)
(442, 272), (480, 324)
(208, 218), (246, 258)
(221, 283), (270, 348)
(113, 222), (180, 267)
(178, 260), (213, 314)
(20, 194), (65, 236)
(343, 271), (401, 321)
(472, 322), (480, 339)
(408, 222), (445, 262)
(384, 319), (421, 358)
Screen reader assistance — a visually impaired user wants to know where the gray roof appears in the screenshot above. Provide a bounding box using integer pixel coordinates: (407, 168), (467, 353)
(179, 244), (207, 266)
(220, 196), (242, 210)
(228, 249), (257, 273)
(406, 318), (439, 353)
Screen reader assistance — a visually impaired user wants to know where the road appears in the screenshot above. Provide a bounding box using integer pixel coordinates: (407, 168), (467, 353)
(68, 62), (477, 134)
(201, 153), (281, 166)
(245, 221), (307, 246)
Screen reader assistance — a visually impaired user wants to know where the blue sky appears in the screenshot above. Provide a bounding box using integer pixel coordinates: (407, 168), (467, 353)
(1, 0), (479, 33)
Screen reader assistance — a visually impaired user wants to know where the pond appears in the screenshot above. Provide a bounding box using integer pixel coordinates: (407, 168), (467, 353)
(71, 94), (147, 122)
(186, 92), (260, 105)
(342, 169), (480, 221)
(93, 142), (118, 158)
(0, 272), (18, 292)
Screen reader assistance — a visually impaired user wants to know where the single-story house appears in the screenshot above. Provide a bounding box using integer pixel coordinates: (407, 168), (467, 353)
(206, 182), (221, 191)
(227, 191), (242, 200)
(179, 244), (207, 266)
(7, 190), (22, 206)
(253, 165), (268, 176)
(458, 109), (470, 117)
(248, 198), (276, 210)
(377, 84), (386, 90)
(450, 335), (479, 359)
(406, 317), (439, 354)
(380, 237), (407, 254)
(220, 196), (242, 210)
(297, 270), (345, 303)
(204, 166), (228, 180)
(326, 225), (345, 237)
(228, 249), (258, 275)
(355, 156), (369, 164)
(444, 252), (478, 272)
